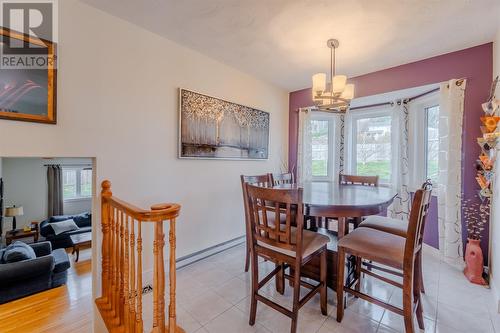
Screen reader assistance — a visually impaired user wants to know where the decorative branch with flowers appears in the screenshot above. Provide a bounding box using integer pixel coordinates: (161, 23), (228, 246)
(462, 195), (490, 241)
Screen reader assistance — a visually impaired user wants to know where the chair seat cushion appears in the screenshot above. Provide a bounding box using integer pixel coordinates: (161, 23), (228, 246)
(359, 215), (408, 237)
(258, 227), (329, 259)
(338, 227), (405, 269)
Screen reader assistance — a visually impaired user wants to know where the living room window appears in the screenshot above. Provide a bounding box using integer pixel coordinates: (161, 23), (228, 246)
(63, 167), (92, 201)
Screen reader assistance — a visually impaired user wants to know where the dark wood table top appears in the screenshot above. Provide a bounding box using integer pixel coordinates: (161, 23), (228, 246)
(274, 181), (396, 207)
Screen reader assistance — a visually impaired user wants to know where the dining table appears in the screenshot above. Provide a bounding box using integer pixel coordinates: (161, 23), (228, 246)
(274, 181), (397, 290)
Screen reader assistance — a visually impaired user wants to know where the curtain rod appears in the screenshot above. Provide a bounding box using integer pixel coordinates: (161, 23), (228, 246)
(298, 77), (466, 113)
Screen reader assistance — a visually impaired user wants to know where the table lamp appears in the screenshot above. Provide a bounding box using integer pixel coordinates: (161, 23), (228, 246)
(5, 206), (23, 233)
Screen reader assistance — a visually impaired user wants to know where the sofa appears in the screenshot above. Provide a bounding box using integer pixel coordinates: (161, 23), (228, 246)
(0, 241), (70, 304)
(40, 212), (92, 249)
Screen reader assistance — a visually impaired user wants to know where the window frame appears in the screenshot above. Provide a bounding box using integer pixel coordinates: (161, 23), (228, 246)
(409, 92), (439, 191)
(310, 112), (336, 182)
(346, 106), (393, 185)
(62, 166), (92, 202)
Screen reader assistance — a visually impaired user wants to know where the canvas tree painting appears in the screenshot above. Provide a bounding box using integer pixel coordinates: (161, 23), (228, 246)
(179, 89), (270, 159)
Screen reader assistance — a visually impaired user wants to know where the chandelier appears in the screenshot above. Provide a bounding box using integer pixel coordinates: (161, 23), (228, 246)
(312, 39), (354, 113)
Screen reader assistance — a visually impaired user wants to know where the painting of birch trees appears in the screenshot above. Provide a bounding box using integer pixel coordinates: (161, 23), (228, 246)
(179, 89), (270, 159)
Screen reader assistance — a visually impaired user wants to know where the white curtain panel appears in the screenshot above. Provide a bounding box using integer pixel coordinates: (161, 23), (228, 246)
(438, 79), (466, 263)
(333, 114), (345, 184)
(388, 100), (411, 220)
(297, 108), (313, 183)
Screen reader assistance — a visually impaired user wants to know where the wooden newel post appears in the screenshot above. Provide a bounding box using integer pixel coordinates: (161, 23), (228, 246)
(101, 180), (112, 306)
(151, 203), (184, 333)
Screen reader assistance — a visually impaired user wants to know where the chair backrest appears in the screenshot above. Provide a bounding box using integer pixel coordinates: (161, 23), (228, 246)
(240, 175), (273, 233)
(404, 181), (433, 265)
(269, 172), (294, 186)
(245, 184), (304, 258)
(339, 174), (379, 187)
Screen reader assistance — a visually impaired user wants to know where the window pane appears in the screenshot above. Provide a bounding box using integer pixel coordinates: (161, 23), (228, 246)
(426, 106), (439, 182)
(80, 169), (92, 197)
(356, 116), (392, 180)
(63, 169), (77, 199)
(311, 120), (329, 177)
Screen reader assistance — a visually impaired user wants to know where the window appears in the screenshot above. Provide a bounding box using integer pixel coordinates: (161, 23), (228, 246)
(311, 119), (329, 177)
(310, 114), (335, 180)
(63, 167), (92, 200)
(348, 110), (392, 183)
(425, 105), (439, 182)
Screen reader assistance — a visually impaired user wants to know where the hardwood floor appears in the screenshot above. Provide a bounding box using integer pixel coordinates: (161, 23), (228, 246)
(0, 247), (92, 333)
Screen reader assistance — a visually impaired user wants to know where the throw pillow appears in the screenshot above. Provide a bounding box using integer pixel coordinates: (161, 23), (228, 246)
(2, 241), (37, 263)
(50, 219), (79, 235)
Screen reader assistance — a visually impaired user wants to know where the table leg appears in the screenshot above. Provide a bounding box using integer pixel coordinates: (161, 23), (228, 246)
(338, 217), (347, 238)
(75, 246), (80, 262)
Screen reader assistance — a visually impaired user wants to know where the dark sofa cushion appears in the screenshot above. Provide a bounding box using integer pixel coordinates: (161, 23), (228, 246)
(52, 248), (70, 273)
(40, 212), (91, 237)
(2, 241), (36, 263)
(50, 219), (79, 235)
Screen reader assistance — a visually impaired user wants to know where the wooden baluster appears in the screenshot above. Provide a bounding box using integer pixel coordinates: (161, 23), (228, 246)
(124, 214), (130, 332)
(152, 220), (160, 332)
(97, 181), (112, 319)
(110, 206), (117, 318)
(129, 219), (136, 333)
(155, 220), (166, 333)
(168, 217), (183, 333)
(119, 211), (125, 325)
(114, 208), (120, 323)
(136, 221), (143, 333)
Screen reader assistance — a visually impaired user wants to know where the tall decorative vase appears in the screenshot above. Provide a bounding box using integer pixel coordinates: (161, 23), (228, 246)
(463, 238), (487, 285)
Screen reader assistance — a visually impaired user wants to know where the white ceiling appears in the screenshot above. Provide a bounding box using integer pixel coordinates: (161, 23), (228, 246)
(81, 0), (500, 91)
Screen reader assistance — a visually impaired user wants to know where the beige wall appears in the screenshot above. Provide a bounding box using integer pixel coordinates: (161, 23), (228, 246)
(490, 16), (500, 312)
(0, 1), (288, 330)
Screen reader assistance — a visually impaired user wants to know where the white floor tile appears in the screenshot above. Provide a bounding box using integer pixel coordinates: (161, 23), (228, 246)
(318, 310), (379, 333)
(204, 307), (269, 333)
(437, 302), (494, 333)
(183, 290), (233, 325)
(171, 242), (496, 333)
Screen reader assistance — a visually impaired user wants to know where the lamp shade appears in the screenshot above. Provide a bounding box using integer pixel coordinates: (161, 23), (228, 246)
(5, 206), (23, 217)
(312, 73), (326, 94)
(340, 83), (355, 100)
(332, 75), (347, 93)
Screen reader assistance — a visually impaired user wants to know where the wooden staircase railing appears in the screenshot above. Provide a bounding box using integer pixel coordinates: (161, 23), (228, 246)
(96, 180), (184, 333)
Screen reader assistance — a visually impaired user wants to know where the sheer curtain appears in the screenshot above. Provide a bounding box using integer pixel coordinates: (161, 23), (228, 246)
(297, 108), (312, 183)
(438, 79), (466, 263)
(388, 100), (411, 220)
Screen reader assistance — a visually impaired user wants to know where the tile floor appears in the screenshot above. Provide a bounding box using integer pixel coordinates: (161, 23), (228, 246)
(166, 244), (499, 333)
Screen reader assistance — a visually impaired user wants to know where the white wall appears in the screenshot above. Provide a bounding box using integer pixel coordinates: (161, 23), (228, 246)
(0, 1), (288, 331)
(490, 18), (500, 311)
(1, 157), (92, 229)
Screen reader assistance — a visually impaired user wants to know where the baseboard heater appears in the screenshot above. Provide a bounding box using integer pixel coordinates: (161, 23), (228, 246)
(176, 235), (246, 270)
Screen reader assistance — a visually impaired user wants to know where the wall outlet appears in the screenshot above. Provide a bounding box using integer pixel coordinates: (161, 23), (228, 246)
(142, 284), (153, 295)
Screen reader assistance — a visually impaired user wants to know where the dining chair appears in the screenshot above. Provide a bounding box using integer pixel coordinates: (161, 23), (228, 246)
(240, 174), (273, 272)
(336, 183), (432, 333)
(358, 181), (432, 293)
(324, 174), (380, 232)
(245, 184), (329, 333)
(339, 174), (379, 187)
(269, 172), (294, 186)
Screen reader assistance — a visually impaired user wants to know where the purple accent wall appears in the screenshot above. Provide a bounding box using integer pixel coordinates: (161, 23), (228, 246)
(288, 43), (493, 262)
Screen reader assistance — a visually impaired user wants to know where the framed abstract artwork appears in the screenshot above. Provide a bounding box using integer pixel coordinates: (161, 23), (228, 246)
(179, 89), (270, 160)
(0, 28), (57, 124)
